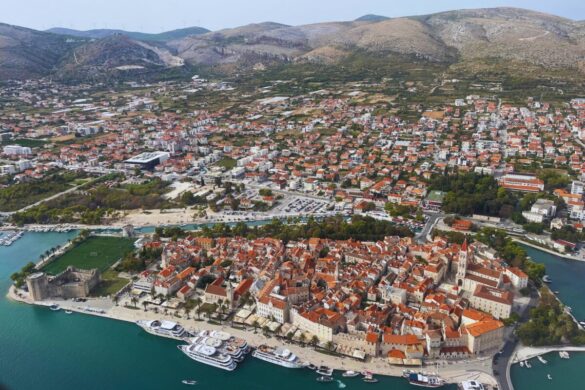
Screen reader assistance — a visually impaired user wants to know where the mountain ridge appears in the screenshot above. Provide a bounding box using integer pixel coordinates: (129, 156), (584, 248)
(45, 26), (210, 42)
(1, 7), (584, 81)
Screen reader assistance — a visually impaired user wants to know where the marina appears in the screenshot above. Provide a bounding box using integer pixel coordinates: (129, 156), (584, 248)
(0, 229), (23, 246)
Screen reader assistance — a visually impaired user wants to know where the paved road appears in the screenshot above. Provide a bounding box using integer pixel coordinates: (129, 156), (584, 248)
(416, 212), (445, 243)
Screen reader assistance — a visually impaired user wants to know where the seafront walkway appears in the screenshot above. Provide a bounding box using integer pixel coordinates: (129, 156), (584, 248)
(7, 286), (497, 386)
(513, 345), (585, 362)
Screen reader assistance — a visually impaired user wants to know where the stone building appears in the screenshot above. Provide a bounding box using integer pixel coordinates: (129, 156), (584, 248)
(26, 267), (101, 301)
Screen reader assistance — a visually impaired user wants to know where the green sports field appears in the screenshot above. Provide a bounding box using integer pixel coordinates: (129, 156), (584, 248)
(43, 236), (135, 275)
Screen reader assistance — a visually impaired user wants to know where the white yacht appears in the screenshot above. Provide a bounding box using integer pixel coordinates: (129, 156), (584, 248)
(136, 320), (190, 340)
(208, 330), (250, 354)
(252, 345), (304, 368)
(187, 331), (248, 362)
(178, 343), (237, 371)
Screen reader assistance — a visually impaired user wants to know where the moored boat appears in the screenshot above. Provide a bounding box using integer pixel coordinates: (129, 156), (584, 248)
(178, 344), (237, 371)
(252, 344), (303, 368)
(49, 304), (60, 311)
(182, 379), (197, 385)
(316, 366), (333, 376)
(542, 275), (552, 283)
(406, 373), (444, 388)
(362, 371), (378, 383)
(136, 319), (190, 340)
(537, 355), (547, 364)
(342, 370), (359, 377)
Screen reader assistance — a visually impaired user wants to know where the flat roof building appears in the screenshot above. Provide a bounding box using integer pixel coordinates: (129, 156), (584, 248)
(125, 151), (170, 170)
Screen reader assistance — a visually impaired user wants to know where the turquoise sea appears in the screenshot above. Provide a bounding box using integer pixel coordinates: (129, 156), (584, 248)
(508, 245), (585, 390)
(0, 231), (455, 390)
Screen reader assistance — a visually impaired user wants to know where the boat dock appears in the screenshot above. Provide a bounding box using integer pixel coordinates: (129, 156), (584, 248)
(512, 345), (585, 363)
(0, 230), (23, 246)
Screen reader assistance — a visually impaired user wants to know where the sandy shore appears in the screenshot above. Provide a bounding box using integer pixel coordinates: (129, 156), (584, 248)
(7, 286), (497, 386)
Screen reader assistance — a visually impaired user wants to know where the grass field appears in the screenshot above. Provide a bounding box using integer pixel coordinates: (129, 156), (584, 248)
(43, 236), (135, 275)
(90, 269), (130, 297)
(1, 139), (48, 148)
(216, 157), (237, 170)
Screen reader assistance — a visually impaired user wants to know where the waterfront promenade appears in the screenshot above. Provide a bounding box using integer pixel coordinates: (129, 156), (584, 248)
(7, 286), (497, 386)
(513, 345), (585, 362)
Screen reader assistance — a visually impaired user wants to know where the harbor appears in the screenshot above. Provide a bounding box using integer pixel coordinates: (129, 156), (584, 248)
(0, 229), (23, 246)
(0, 231), (582, 389)
(8, 283), (478, 388)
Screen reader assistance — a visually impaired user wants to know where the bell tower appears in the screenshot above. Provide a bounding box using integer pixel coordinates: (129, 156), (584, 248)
(456, 239), (468, 286)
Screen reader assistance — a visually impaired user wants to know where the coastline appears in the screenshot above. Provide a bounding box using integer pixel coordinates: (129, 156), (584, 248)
(511, 238), (584, 262)
(6, 286), (496, 386)
(512, 345), (585, 363)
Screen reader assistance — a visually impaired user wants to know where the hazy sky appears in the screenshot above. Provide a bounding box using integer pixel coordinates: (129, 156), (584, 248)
(3, 0), (584, 32)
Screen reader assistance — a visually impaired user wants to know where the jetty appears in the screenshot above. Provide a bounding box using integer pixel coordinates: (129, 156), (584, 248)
(512, 345), (585, 362)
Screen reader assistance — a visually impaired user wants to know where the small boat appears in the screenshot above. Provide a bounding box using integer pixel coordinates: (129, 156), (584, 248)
(520, 361), (525, 368)
(182, 379), (198, 385)
(525, 360), (532, 368)
(316, 366), (333, 376)
(547, 374), (552, 380)
(342, 370), (359, 377)
(363, 372), (378, 383)
(559, 351), (570, 359)
(64, 310), (73, 314)
(537, 356), (547, 364)
(579, 321), (585, 327)
(542, 275), (552, 283)
(306, 363), (318, 370)
(316, 376), (334, 383)
(49, 304), (60, 311)
(405, 372), (443, 387)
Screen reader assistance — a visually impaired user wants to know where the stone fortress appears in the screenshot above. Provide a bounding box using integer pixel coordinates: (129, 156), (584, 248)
(26, 267), (101, 301)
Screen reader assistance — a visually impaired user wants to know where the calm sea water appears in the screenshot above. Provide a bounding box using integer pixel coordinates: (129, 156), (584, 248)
(509, 245), (585, 390)
(0, 232), (455, 390)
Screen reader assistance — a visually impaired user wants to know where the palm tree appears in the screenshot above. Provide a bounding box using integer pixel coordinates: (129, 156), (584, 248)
(113, 295), (119, 306)
(299, 333), (306, 346)
(286, 332), (294, 341)
(195, 306), (202, 320)
(252, 320), (259, 333)
(131, 296), (138, 308)
(262, 325), (270, 335)
(310, 335), (319, 349)
(325, 341), (334, 352)
(142, 301), (148, 311)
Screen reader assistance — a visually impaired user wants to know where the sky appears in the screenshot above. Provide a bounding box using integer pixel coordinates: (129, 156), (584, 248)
(2, 0), (584, 33)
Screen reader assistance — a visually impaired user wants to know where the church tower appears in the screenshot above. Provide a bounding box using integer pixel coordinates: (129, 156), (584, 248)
(456, 239), (469, 286)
